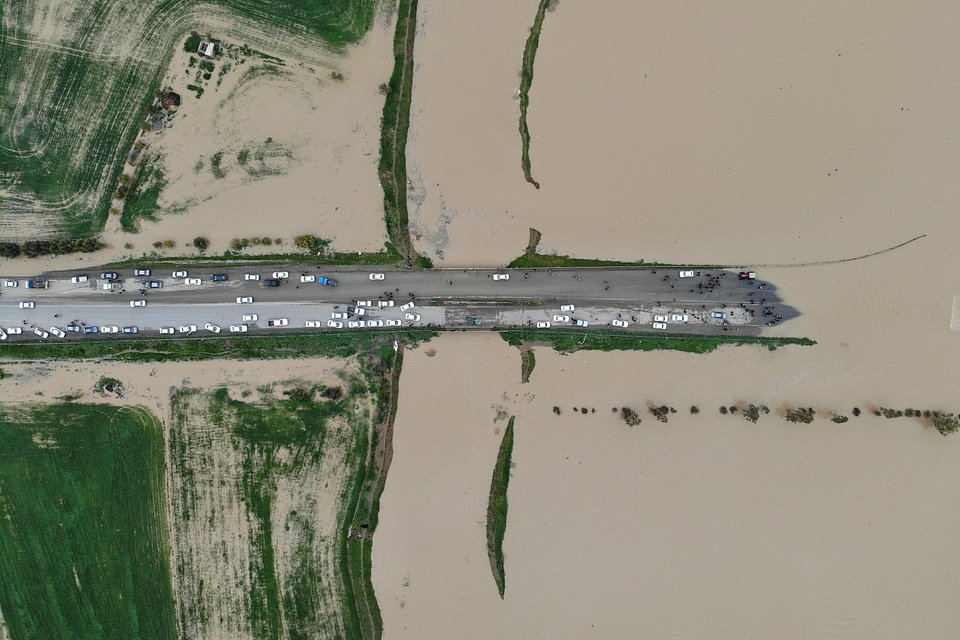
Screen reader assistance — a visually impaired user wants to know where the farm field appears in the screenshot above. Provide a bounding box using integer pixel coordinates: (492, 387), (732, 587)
(0, 404), (176, 640)
(0, 0), (385, 244)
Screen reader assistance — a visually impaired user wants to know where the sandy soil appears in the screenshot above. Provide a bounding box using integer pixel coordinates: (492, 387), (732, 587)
(373, 333), (960, 639)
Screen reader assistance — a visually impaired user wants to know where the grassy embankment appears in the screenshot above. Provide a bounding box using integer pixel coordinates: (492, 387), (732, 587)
(0, 0), (382, 240)
(378, 0), (423, 266)
(486, 416), (515, 598)
(0, 330), (436, 363)
(518, 0), (553, 189)
(0, 404), (177, 639)
(520, 349), (536, 383)
(501, 330), (815, 354)
(103, 247), (405, 269)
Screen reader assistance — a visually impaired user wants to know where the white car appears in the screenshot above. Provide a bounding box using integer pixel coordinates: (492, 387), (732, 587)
(242, 314), (258, 322)
(367, 319), (384, 328)
(101, 326), (119, 334)
(305, 320), (322, 328)
(19, 301), (34, 309)
(356, 300), (373, 307)
(244, 273), (260, 281)
(185, 278), (202, 285)
(172, 270), (188, 278)
(267, 318), (288, 327)
(348, 320), (366, 328)
(204, 323), (221, 333)
(671, 314), (689, 322)
(560, 304), (575, 312)
(385, 319), (402, 327)
(679, 270), (695, 278)
(654, 315), (668, 322)
(536, 321), (551, 329)
(272, 271), (289, 279)
(711, 311), (726, 319)
(178, 325), (196, 333)
(130, 299), (147, 307)
(331, 312), (347, 320)
(493, 273), (509, 281)
(369, 273), (385, 280)
(378, 300), (394, 307)
(229, 325), (248, 333)
(573, 319), (589, 327)
(71, 275), (88, 283)
(236, 296), (253, 304)
(553, 314), (569, 322)
(327, 320), (344, 329)
(400, 301), (415, 311)
(652, 322), (667, 330)
(0, 328), (6, 340)
(134, 268), (151, 276)
(611, 319), (629, 328)
(49, 327), (66, 338)
(33, 328), (49, 339)
(6, 327), (21, 335)
(160, 327), (175, 334)
(404, 312), (421, 321)
(301, 275), (316, 283)
(4, 280), (17, 288)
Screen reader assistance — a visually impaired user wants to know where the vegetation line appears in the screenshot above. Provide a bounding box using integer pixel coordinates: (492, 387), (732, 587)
(518, 0), (552, 189)
(486, 417), (515, 598)
(378, 0), (421, 265)
(520, 348), (536, 383)
(501, 330), (815, 354)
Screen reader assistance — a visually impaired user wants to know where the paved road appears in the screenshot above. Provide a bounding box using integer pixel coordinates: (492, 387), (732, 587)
(0, 265), (795, 341)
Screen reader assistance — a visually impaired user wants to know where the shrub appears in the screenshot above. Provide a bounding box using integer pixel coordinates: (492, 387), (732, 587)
(720, 406), (728, 415)
(283, 386), (313, 402)
(831, 414), (850, 424)
(553, 406), (561, 415)
(621, 407), (641, 426)
(416, 255), (434, 269)
(785, 407), (816, 424)
(743, 404), (761, 423)
(162, 240), (175, 248)
(293, 234), (331, 254)
(648, 405), (671, 423)
(192, 236), (209, 252)
(933, 414), (959, 436)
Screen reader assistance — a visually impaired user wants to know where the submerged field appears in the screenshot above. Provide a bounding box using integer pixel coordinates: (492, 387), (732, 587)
(0, 0), (384, 240)
(0, 404), (176, 640)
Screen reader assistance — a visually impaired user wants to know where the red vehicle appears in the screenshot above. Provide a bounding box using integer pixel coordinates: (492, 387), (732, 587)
(738, 271), (756, 280)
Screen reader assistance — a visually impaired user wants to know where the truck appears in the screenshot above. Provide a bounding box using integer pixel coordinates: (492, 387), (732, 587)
(26, 279), (47, 289)
(317, 276), (338, 287)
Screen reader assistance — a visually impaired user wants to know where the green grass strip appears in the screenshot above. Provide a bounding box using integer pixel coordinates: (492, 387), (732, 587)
(500, 330), (815, 354)
(378, 0), (421, 265)
(520, 349), (536, 383)
(102, 249), (404, 269)
(486, 416), (515, 598)
(518, 0), (552, 189)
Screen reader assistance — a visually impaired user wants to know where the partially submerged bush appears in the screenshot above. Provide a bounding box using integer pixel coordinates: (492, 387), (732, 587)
(621, 407), (641, 426)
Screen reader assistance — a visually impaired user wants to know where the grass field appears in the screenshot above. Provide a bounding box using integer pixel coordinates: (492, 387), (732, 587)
(0, 0), (383, 240)
(486, 416), (515, 599)
(0, 404), (176, 640)
(500, 330), (815, 354)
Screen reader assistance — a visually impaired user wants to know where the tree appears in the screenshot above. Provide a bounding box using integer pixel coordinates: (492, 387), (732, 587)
(690, 405), (699, 414)
(933, 414), (959, 436)
(785, 407), (815, 424)
(621, 407), (641, 426)
(648, 405), (670, 423)
(743, 404), (760, 423)
(192, 236), (209, 252)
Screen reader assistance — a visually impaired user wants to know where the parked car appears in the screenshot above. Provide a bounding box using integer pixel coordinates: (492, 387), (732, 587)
(6, 327), (21, 335)
(263, 279), (280, 287)
(679, 270), (695, 278)
(71, 275), (88, 283)
(83, 326), (99, 334)
(130, 299), (147, 307)
(236, 296), (253, 304)
(710, 311), (726, 319)
(122, 326), (138, 334)
(672, 314), (689, 322)
(493, 273), (509, 281)
(0, 328), (6, 341)
(49, 327), (66, 338)
(356, 300), (373, 307)
(245, 273), (260, 281)
(160, 327), (175, 334)
(654, 315), (668, 322)
(369, 273), (385, 280)
(267, 318), (288, 327)
(400, 301), (415, 311)
(652, 322), (667, 330)
(101, 282), (117, 291)
(229, 325), (248, 333)
(100, 272), (118, 280)
(211, 274), (228, 282)
(4, 280), (17, 287)
(332, 312), (347, 319)
(572, 319), (589, 327)
(367, 319), (385, 328)
(385, 319), (402, 327)
(242, 314), (258, 322)
(305, 320), (322, 327)
(66, 324), (82, 333)
(560, 304), (575, 312)
(19, 301), (34, 309)
(611, 319), (629, 328)
(272, 271), (289, 279)
(146, 280), (162, 288)
(348, 320), (366, 328)
(185, 278), (202, 285)
(327, 320), (344, 329)
(172, 270), (188, 278)
(33, 328), (49, 339)
(553, 314), (569, 322)
(100, 326), (119, 334)
(134, 269), (151, 276)
(536, 321), (551, 329)
(465, 317), (482, 326)
(404, 312), (421, 321)
(204, 323), (221, 333)
(378, 300), (395, 307)
(178, 325), (197, 333)
(346, 306), (366, 316)
(738, 271), (756, 280)
(301, 275), (316, 283)
(318, 276), (337, 287)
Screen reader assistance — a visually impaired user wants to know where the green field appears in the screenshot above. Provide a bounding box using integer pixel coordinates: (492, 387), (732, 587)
(501, 329), (815, 354)
(0, 404), (176, 640)
(0, 0), (383, 239)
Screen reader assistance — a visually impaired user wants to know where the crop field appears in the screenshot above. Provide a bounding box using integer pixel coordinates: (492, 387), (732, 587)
(168, 378), (377, 640)
(0, 404), (176, 640)
(0, 0), (383, 239)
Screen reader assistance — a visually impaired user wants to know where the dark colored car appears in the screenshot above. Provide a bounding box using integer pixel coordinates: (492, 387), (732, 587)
(465, 317), (482, 326)
(263, 279), (280, 287)
(83, 326), (99, 334)
(99, 272), (118, 280)
(318, 276), (338, 287)
(211, 274), (228, 282)
(122, 326), (138, 334)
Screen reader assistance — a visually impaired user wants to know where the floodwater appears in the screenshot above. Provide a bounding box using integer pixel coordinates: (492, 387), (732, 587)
(379, 2), (960, 635)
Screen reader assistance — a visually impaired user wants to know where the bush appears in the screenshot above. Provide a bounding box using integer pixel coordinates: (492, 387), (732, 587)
(690, 405), (699, 414)
(933, 414), (959, 436)
(719, 406), (728, 415)
(294, 234), (331, 254)
(831, 414), (850, 424)
(192, 236), (209, 252)
(743, 404), (761, 423)
(785, 407), (816, 424)
(621, 407), (641, 426)
(648, 405), (671, 423)
(416, 255), (434, 269)
(283, 386), (313, 402)
(0, 242), (21, 258)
